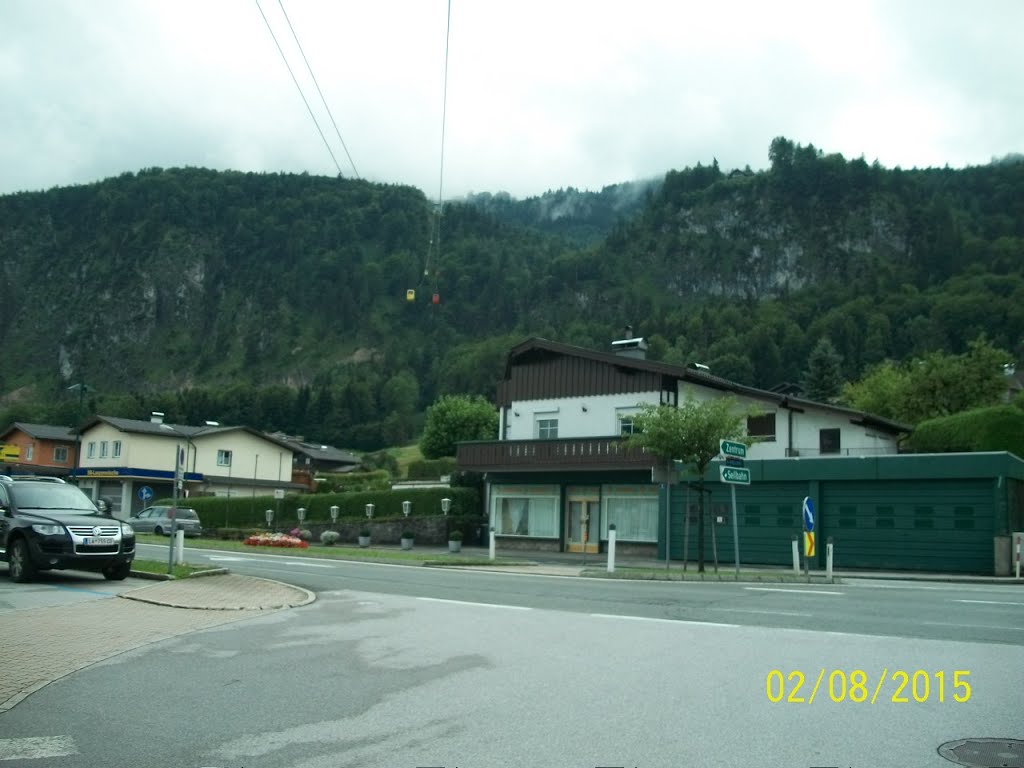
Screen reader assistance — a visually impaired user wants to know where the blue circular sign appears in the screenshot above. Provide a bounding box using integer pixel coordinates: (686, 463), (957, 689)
(138, 485), (154, 502)
(802, 497), (815, 532)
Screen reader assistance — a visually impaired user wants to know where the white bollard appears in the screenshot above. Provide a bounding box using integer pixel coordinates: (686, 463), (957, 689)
(826, 539), (834, 583)
(607, 526), (617, 573)
(174, 529), (185, 565)
(1016, 539), (1021, 580)
(791, 538), (800, 575)
(489, 527), (496, 561)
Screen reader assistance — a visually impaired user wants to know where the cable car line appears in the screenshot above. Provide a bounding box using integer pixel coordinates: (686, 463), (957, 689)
(410, 0), (452, 307)
(275, 0), (360, 179)
(254, 0), (343, 176)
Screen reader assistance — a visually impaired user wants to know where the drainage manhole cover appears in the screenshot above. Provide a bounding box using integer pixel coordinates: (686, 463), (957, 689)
(938, 738), (1024, 768)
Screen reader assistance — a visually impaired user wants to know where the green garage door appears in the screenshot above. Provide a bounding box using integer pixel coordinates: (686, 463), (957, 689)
(821, 479), (994, 574)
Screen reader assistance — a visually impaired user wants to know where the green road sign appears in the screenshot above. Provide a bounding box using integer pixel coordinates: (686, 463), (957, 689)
(719, 465), (751, 485)
(719, 439), (747, 459)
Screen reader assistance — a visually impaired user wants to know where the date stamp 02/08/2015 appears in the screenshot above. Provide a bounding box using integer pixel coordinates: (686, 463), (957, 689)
(766, 668), (972, 704)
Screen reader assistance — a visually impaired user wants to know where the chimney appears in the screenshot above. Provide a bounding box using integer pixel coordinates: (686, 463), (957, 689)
(150, 411), (165, 424)
(611, 326), (648, 359)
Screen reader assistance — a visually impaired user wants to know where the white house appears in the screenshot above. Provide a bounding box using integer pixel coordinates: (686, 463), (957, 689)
(457, 334), (909, 555)
(75, 413), (302, 517)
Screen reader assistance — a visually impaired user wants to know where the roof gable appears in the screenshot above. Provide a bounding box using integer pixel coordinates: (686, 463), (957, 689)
(501, 337), (911, 435)
(1, 422), (76, 442)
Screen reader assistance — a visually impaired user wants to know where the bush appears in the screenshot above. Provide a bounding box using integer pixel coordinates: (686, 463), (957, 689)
(908, 405), (1024, 457)
(401, 530), (415, 540)
(407, 458), (457, 480)
(448, 530), (463, 541)
(359, 528), (371, 537)
(320, 530), (341, 545)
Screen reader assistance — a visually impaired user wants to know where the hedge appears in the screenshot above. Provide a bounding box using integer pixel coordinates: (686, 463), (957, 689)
(407, 458), (458, 480)
(908, 404), (1024, 458)
(155, 486), (480, 529)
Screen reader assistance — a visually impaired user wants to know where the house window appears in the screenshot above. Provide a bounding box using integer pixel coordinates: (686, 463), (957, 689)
(217, 449), (233, 467)
(99, 441), (109, 458)
(492, 486), (559, 537)
(747, 413), (776, 441)
(619, 415), (637, 435)
(87, 442), (96, 459)
(536, 418), (558, 440)
(25, 445), (34, 461)
(53, 446), (68, 463)
(819, 428), (841, 455)
(112, 441), (122, 459)
(603, 487), (658, 542)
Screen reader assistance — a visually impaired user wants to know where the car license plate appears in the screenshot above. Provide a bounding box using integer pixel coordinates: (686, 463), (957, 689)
(84, 537), (115, 545)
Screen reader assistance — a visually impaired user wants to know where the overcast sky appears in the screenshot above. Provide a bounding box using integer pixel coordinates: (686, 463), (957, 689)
(2, 0), (1021, 201)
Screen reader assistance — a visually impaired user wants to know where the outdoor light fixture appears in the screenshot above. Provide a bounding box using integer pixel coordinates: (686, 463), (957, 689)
(441, 497), (452, 515)
(330, 505), (339, 524)
(365, 503), (375, 519)
(402, 500), (411, 517)
(297, 507), (306, 523)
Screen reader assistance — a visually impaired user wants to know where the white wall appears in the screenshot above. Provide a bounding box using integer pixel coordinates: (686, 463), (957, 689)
(503, 383), (899, 458)
(504, 392), (662, 441)
(192, 431), (292, 482)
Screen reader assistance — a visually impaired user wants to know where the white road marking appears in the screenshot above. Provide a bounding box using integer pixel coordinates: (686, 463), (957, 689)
(919, 621), (1024, 631)
(281, 561), (334, 568)
(417, 597), (532, 610)
(953, 599), (1024, 606)
(745, 587), (843, 595)
(0, 736), (78, 761)
(207, 556), (247, 562)
(590, 614), (737, 627)
(711, 608), (813, 617)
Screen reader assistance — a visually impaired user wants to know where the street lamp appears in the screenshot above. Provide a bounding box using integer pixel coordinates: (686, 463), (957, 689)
(330, 505), (339, 526)
(159, 421), (196, 574)
(441, 498), (452, 516)
(365, 503), (374, 520)
(297, 507), (306, 526)
(402, 500), (411, 518)
(67, 383), (92, 484)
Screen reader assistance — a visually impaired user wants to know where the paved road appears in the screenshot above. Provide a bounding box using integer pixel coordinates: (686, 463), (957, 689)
(138, 542), (1024, 646)
(2, 585), (1022, 768)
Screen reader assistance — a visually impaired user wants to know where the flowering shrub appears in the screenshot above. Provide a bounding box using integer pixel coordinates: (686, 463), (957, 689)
(289, 527), (313, 542)
(244, 533), (310, 549)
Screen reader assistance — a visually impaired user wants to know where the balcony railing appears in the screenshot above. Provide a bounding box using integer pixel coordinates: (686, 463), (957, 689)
(457, 437), (657, 472)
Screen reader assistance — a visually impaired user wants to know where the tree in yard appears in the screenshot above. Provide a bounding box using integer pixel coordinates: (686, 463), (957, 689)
(419, 394), (499, 459)
(841, 335), (1013, 425)
(626, 397), (748, 573)
(802, 337), (844, 403)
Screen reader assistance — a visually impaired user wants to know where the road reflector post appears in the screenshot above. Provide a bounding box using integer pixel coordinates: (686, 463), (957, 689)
(1014, 532), (1022, 580)
(174, 529), (185, 565)
(607, 524), (616, 573)
(791, 536), (799, 574)
(826, 536), (834, 583)
(489, 526), (496, 561)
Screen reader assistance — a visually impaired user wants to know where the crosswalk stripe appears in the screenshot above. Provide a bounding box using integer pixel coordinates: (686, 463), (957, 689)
(0, 736), (78, 761)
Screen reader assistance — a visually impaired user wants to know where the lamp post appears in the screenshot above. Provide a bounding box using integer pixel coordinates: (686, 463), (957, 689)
(297, 507), (306, 531)
(441, 498), (451, 516)
(67, 383), (92, 485)
(159, 422), (195, 574)
(330, 505), (339, 526)
(402, 500), (411, 518)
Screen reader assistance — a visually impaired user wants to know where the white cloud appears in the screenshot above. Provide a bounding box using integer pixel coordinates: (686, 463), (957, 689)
(1, 0), (1020, 200)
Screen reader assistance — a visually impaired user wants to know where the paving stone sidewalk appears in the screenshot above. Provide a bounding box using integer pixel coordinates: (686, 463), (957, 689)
(0, 574), (315, 713)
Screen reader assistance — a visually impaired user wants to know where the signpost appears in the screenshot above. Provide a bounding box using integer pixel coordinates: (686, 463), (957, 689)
(802, 496), (816, 580)
(719, 439), (749, 576)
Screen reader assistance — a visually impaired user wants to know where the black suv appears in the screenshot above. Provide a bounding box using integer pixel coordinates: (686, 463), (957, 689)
(0, 475), (135, 582)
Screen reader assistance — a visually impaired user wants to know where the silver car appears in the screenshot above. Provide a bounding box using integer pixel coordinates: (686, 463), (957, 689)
(130, 506), (202, 537)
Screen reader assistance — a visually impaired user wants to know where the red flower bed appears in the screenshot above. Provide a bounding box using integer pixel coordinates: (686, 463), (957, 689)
(244, 533), (310, 549)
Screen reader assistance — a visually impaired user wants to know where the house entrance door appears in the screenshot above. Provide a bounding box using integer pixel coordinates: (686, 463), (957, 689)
(566, 497), (599, 553)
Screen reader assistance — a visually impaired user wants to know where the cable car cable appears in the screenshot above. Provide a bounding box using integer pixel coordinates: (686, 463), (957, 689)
(275, 0), (361, 179)
(254, 0), (343, 176)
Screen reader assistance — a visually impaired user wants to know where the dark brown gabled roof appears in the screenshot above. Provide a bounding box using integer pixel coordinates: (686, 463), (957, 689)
(501, 337), (911, 435)
(0, 422), (76, 442)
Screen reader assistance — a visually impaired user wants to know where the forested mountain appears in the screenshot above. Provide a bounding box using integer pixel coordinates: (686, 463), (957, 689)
(1, 138), (1021, 450)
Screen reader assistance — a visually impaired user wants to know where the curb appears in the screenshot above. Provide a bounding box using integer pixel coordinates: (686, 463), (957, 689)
(118, 573), (317, 611)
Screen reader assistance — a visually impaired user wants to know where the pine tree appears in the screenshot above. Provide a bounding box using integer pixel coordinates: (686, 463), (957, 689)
(803, 338), (844, 402)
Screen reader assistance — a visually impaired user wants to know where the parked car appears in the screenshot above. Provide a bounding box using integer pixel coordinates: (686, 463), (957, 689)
(130, 506), (203, 537)
(0, 475), (135, 582)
